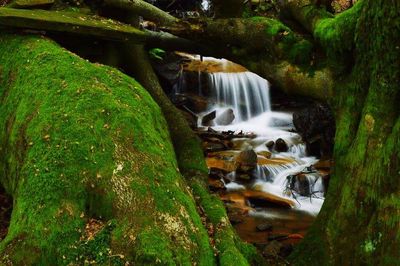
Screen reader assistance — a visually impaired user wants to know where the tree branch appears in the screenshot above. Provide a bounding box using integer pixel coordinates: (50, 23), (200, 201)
(279, 0), (363, 53)
(102, 0), (178, 25)
(0, 7), (146, 42)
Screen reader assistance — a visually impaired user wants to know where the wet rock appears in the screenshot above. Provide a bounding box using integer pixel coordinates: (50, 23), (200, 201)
(265, 140), (274, 150)
(287, 174), (311, 196)
(257, 151), (272, 159)
(206, 151), (239, 172)
(185, 94), (209, 113)
(236, 173), (252, 181)
(237, 149), (258, 172)
(256, 223), (273, 232)
(263, 240), (283, 258)
(203, 141), (226, 153)
(208, 167), (227, 180)
(275, 138), (288, 152)
(293, 102), (335, 157)
(232, 139), (250, 150)
(215, 108), (235, 125)
(257, 156), (294, 166)
(244, 190), (295, 208)
(173, 93), (210, 113)
(297, 174), (311, 196)
(201, 110), (216, 126)
(208, 179), (225, 192)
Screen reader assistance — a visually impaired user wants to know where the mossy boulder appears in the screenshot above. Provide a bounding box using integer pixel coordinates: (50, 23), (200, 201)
(0, 33), (262, 265)
(0, 33), (218, 265)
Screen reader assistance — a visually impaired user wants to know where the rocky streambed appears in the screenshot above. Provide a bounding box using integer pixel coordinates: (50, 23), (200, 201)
(154, 53), (335, 261)
(198, 127), (332, 260)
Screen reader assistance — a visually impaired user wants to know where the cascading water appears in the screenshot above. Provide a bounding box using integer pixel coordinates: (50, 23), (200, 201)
(209, 72), (271, 122)
(178, 56), (325, 215)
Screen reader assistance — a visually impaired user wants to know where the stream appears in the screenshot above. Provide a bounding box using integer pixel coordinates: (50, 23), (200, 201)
(173, 56), (330, 251)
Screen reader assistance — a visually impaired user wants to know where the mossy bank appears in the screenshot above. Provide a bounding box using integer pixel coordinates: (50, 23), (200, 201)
(0, 34), (261, 265)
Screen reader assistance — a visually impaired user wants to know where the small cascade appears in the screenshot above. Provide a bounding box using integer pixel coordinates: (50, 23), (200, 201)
(177, 55), (328, 215)
(208, 72), (271, 122)
(256, 161), (302, 182)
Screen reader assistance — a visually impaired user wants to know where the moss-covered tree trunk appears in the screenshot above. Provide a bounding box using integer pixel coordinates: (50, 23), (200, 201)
(291, 1), (400, 265)
(0, 33), (260, 265)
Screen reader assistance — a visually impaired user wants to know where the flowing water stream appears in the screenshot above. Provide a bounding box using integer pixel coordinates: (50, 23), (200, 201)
(178, 56), (325, 218)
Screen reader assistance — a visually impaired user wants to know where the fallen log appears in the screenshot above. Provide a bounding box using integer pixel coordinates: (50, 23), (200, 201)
(0, 7), (146, 41)
(0, 7), (213, 55)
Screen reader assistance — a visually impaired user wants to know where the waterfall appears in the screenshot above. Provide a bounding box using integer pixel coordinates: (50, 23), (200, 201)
(177, 56), (326, 215)
(208, 72), (271, 122)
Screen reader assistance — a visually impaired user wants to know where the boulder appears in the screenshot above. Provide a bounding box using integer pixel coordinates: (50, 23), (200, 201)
(265, 140), (274, 150)
(185, 94), (209, 113)
(293, 102), (335, 157)
(237, 149), (258, 172)
(201, 110), (216, 126)
(275, 138), (288, 152)
(296, 174), (311, 196)
(215, 108), (235, 125)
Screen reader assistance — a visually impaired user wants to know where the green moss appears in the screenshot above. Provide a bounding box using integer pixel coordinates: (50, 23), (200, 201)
(292, 0), (400, 264)
(288, 39), (313, 65)
(0, 34), (215, 265)
(148, 48), (166, 61)
(0, 7), (145, 40)
(314, 1), (363, 58)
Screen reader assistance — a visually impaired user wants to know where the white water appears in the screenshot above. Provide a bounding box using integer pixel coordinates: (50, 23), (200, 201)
(208, 72), (271, 122)
(176, 57), (325, 215)
(204, 66), (324, 215)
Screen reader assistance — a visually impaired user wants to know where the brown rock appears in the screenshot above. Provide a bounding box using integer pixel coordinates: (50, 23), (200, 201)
(208, 178), (225, 191)
(237, 149), (258, 172)
(243, 189), (295, 208)
(206, 151), (239, 172)
(257, 151), (272, 159)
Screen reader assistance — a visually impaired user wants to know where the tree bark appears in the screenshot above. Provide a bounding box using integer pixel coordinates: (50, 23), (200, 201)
(102, 0), (178, 25)
(289, 1), (400, 264)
